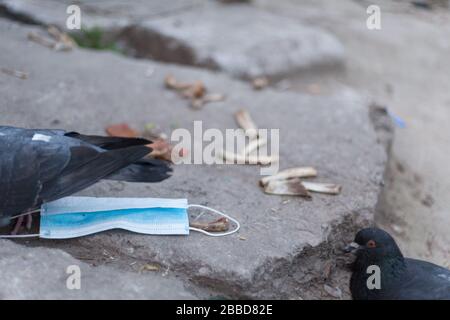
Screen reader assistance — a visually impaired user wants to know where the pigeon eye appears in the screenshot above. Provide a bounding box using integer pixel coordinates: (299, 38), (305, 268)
(367, 240), (376, 248)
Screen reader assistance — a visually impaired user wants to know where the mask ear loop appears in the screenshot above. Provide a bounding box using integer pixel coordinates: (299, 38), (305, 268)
(188, 204), (240, 237)
(0, 234), (40, 238)
(0, 209), (41, 238)
(10, 209), (40, 220)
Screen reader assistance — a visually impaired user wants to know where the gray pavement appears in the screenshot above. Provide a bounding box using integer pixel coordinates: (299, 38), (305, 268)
(0, 2), (388, 299)
(0, 0), (345, 79)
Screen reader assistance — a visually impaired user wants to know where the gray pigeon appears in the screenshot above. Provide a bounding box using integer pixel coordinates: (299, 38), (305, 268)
(346, 227), (450, 300)
(0, 126), (172, 233)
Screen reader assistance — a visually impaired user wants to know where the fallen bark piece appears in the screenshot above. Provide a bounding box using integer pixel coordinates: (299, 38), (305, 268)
(217, 149), (278, 165)
(302, 181), (342, 195)
(260, 167), (318, 186)
(190, 217), (229, 233)
(0, 67), (28, 79)
(234, 109), (258, 140)
(262, 178), (311, 198)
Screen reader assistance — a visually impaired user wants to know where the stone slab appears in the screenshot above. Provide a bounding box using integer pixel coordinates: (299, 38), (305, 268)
(0, 0), (345, 79)
(0, 19), (385, 299)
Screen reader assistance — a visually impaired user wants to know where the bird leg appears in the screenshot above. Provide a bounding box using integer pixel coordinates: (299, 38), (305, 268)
(11, 214), (33, 235)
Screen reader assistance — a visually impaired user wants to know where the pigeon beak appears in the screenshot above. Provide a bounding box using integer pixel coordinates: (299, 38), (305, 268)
(343, 242), (360, 254)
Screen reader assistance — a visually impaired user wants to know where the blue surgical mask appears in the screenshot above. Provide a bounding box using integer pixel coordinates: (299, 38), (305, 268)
(0, 197), (240, 239)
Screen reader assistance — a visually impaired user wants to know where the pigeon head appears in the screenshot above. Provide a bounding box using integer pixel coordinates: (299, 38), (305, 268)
(346, 228), (404, 264)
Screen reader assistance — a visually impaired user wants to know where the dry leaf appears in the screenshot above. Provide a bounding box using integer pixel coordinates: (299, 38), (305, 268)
(190, 217), (229, 233)
(165, 74), (224, 109)
(188, 81), (206, 99)
(105, 123), (138, 138)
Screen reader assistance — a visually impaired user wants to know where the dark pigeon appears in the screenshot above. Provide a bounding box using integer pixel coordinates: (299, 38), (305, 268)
(0, 126), (172, 229)
(346, 227), (450, 300)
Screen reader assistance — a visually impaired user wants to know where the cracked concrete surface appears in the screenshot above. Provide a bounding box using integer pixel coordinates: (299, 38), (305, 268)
(0, 0), (346, 79)
(0, 240), (196, 299)
(1, 0), (447, 299)
(0, 12), (387, 299)
(253, 0), (450, 267)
